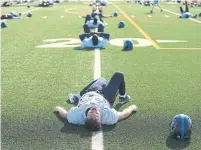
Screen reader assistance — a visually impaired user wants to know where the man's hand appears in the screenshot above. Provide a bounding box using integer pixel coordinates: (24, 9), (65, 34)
(54, 106), (62, 112)
(118, 105), (137, 121)
(128, 105), (137, 112)
(54, 106), (68, 119)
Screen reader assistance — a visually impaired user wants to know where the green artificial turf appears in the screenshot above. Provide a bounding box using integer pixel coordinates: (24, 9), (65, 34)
(1, 1), (201, 150)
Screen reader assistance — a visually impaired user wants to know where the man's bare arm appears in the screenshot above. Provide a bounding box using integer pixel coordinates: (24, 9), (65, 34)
(118, 105), (137, 121)
(54, 106), (68, 119)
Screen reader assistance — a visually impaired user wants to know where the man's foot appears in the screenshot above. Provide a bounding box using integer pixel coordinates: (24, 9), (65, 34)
(150, 10), (153, 14)
(119, 95), (130, 105)
(68, 94), (79, 104)
(193, 14), (197, 18)
(104, 22), (108, 26)
(161, 9), (163, 12)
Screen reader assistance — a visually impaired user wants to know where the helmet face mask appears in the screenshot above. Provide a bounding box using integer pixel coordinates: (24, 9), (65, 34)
(169, 114), (192, 140)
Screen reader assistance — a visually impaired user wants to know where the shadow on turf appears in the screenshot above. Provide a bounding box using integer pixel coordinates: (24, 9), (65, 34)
(166, 135), (191, 150)
(73, 46), (105, 51)
(114, 103), (124, 111)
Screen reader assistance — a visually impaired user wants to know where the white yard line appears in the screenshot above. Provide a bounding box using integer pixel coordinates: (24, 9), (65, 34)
(92, 130), (104, 150)
(158, 8), (201, 24)
(189, 18), (201, 24)
(93, 48), (101, 80)
(22, 7), (41, 15)
(92, 29), (104, 150)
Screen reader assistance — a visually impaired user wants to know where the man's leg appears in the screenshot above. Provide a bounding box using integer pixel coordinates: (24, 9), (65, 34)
(85, 14), (92, 23)
(80, 77), (107, 96)
(185, 0), (189, 12)
(180, 6), (184, 14)
(98, 24), (104, 32)
(157, 3), (163, 12)
(150, 3), (154, 13)
(99, 33), (110, 40)
(68, 77), (107, 103)
(79, 33), (87, 41)
(101, 72), (130, 106)
(83, 24), (90, 33)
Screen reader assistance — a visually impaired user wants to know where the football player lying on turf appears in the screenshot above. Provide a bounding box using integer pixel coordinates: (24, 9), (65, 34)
(1, 1), (12, 7)
(1, 12), (21, 19)
(54, 72), (137, 131)
(178, 0), (197, 18)
(79, 32), (110, 49)
(39, 0), (53, 7)
(84, 6), (112, 23)
(79, 23), (109, 48)
(84, 15), (106, 29)
(90, 0), (109, 6)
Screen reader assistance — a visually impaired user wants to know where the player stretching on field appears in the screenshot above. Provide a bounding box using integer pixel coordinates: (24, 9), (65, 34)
(150, 0), (163, 14)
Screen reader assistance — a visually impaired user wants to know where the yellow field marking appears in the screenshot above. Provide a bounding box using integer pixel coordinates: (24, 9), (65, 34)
(65, 8), (85, 15)
(159, 47), (201, 50)
(113, 4), (161, 50)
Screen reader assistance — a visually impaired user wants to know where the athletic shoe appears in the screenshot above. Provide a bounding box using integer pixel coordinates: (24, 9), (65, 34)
(119, 95), (130, 105)
(193, 14), (197, 18)
(68, 94), (79, 104)
(104, 22), (108, 26)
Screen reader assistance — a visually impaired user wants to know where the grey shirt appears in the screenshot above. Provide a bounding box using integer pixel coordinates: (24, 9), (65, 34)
(67, 91), (120, 125)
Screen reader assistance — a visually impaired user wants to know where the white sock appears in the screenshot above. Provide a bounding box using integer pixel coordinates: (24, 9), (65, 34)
(119, 94), (126, 98)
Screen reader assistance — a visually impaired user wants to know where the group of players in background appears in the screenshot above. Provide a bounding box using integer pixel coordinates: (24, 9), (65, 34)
(127, 0), (200, 18)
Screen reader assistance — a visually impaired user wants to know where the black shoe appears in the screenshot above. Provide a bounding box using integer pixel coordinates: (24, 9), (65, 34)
(161, 9), (163, 12)
(68, 94), (79, 103)
(193, 14), (197, 18)
(119, 95), (131, 105)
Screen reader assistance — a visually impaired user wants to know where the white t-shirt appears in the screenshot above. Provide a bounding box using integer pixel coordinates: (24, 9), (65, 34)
(67, 91), (120, 125)
(86, 20), (104, 28)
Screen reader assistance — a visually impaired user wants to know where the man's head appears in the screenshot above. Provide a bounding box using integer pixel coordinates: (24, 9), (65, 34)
(85, 107), (101, 131)
(92, 34), (99, 46)
(98, 6), (102, 12)
(93, 17), (98, 25)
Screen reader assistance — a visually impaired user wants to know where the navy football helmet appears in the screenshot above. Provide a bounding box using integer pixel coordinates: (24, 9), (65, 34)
(169, 114), (192, 140)
(118, 21), (125, 28)
(123, 40), (133, 50)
